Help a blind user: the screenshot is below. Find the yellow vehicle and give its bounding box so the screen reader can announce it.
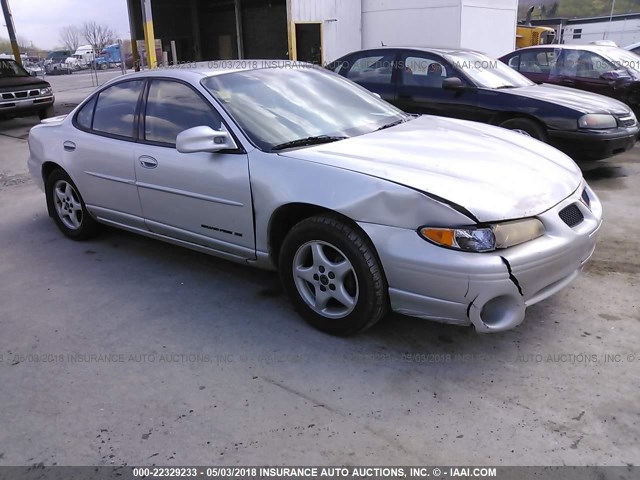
[516,25,556,48]
[516,6,556,48]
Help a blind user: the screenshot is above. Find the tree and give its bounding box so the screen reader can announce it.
[60,26,81,52]
[82,21,116,53]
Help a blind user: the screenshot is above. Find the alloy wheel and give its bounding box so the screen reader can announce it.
[292,240,359,319]
[53,180,83,230]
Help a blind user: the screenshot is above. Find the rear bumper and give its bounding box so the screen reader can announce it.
[358,183,602,333]
[548,127,638,161]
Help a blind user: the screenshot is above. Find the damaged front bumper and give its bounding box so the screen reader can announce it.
[358,184,602,333]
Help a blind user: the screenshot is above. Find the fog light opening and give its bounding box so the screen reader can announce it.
[480,295,522,330]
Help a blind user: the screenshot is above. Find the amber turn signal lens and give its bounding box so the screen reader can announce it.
[420,228,456,247]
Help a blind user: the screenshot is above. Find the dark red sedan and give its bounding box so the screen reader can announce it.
[500,44,640,115]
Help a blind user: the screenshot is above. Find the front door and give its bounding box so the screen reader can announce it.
[394,52,479,121]
[134,79,255,258]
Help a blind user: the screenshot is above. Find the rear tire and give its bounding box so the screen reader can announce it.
[45,169,100,240]
[279,215,388,336]
[499,117,547,142]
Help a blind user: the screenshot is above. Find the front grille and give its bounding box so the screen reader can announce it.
[0,89,41,101]
[616,115,637,128]
[559,204,584,228]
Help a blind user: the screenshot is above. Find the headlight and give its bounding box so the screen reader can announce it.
[40,87,53,95]
[419,218,545,253]
[578,114,617,129]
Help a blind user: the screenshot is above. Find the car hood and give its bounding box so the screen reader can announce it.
[505,83,630,114]
[0,75,49,92]
[279,116,582,222]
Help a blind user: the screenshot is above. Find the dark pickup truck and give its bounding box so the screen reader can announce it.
[0,58,54,120]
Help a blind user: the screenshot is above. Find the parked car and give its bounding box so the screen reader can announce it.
[45,60,73,75]
[329,47,638,161]
[624,41,640,56]
[27,63,602,335]
[500,44,640,117]
[0,58,54,120]
[23,61,44,76]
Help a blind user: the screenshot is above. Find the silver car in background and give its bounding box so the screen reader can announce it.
[27,62,602,335]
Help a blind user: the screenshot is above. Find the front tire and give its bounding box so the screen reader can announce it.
[45,169,99,240]
[499,117,547,142]
[279,215,388,335]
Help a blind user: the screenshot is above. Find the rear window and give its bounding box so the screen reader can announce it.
[76,96,97,130]
[92,80,144,139]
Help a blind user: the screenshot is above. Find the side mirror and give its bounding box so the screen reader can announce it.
[442,77,465,90]
[176,126,238,153]
[600,71,617,81]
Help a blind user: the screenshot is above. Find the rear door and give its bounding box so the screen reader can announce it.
[571,50,617,97]
[66,79,145,228]
[335,49,398,103]
[134,78,255,259]
[394,51,479,120]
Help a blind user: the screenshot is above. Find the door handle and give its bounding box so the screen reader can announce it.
[139,156,158,169]
[63,141,76,152]
[561,78,575,85]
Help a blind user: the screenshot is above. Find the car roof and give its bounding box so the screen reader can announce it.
[514,44,624,55]
[113,60,317,83]
[338,46,485,57]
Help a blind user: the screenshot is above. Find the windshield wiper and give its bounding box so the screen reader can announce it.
[271,135,347,151]
[376,117,411,131]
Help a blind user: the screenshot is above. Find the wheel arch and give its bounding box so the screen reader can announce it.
[267,202,381,270]
[490,111,548,130]
[41,161,65,217]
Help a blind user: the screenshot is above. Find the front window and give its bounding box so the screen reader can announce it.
[144,80,223,146]
[445,51,534,89]
[202,66,408,151]
[0,59,29,78]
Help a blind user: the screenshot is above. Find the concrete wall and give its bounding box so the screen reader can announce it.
[290,0,362,63]
[361,0,517,58]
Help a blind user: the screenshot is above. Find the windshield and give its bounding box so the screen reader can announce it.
[202,66,408,151]
[601,48,640,74]
[445,51,534,89]
[0,59,29,78]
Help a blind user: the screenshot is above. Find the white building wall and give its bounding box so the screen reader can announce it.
[362,0,462,51]
[290,0,362,63]
[361,0,517,58]
[460,0,517,57]
[562,18,640,47]
[288,0,517,62]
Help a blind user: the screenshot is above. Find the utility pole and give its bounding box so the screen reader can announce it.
[604,0,616,40]
[1,0,22,65]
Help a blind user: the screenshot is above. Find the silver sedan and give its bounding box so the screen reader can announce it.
[27,62,602,335]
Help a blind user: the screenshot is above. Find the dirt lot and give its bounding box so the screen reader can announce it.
[0,74,638,467]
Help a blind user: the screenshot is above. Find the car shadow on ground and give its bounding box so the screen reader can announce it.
[51,218,550,366]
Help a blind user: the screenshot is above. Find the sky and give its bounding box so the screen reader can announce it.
[2,0,131,50]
